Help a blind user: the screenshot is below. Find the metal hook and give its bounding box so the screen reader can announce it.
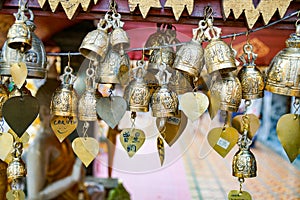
[204,6,213,20]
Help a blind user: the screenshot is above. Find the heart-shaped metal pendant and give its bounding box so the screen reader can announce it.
[10,62,28,89]
[207,127,239,158]
[156,111,187,146]
[51,116,78,142]
[0,132,13,161]
[207,90,221,120]
[232,114,260,139]
[96,96,127,129]
[72,137,99,167]
[228,190,252,200]
[120,128,145,157]
[3,96,39,137]
[277,114,300,162]
[6,190,25,200]
[179,92,209,121]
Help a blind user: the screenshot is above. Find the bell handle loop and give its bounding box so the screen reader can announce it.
[293,97,300,119]
[130,112,136,131]
[27,9,34,21]
[222,111,231,130]
[97,18,110,31]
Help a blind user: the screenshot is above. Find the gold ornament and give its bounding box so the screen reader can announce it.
[228,190,252,200]
[120,128,146,158]
[144,23,168,57]
[164,0,194,21]
[51,116,78,142]
[0,159,7,200]
[265,21,300,98]
[148,48,175,73]
[10,62,27,89]
[232,114,260,140]
[222,0,292,29]
[6,190,25,200]
[128,0,161,18]
[0,132,13,161]
[157,136,165,165]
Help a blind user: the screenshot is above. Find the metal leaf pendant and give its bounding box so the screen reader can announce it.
[51,116,78,142]
[120,128,145,158]
[10,62,27,89]
[0,132,13,161]
[72,137,99,167]
[228,190,252,200]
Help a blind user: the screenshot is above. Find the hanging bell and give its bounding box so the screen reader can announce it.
[151,63,178,117]
[168,69,193,95]
[148,47,176,73]
[144,23,168,57]
[204,18,237,74]
[79,18,110,61]
[51,67,78,117]
[210,72,242,112]
[110,13,130,55]
[78,68,97,121]
[95,48,130,84]
[0,10,47,79]
[238,43,264,100]
[124,60,151,112]
[172,21,205,77]
[7,142,27,188]
[6,5,31,52]
[265,22,300,97]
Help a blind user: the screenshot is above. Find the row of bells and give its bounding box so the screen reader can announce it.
[0,8,47,79]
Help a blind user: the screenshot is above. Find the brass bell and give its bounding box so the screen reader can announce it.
[79,18,110,61]
[51,67,78,117]
[148,47,176,73]
[168,69,193,95]
[110,13,130,55]
[0,82,8,118]
[172,21,205,77]
[124,60,151,112]
[210,72,242,112]
[265,22,300,97]
[7,142,27,186]
[204,19,237,74]
[151,63,178,117]
[237,43,264,100]
[78,68,97,121]
[1,10,47,79]
[95,48,130,84]
[7,6,31,52]
[144,23,168,57]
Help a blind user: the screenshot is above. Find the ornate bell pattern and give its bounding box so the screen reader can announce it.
[144,23,168,57]
[51,67,78,117]
[124,61,151,112]
[238,43,264,100]
[151,63,178,117]
[6,5,31,52]
[78,68,97,121]
[148,47,175,73]
[1,10,47,79]
[265,23,300,97]
[210,72,242,112]
[168,69,193,95]
[204,19,237,74]
[79,18,110,61]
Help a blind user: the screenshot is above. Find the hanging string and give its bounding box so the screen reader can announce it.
[45,10,299,57]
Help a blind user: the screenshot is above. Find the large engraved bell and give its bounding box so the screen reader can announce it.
[148,47,175,73]
[96,48,130,84]
[238,44,264,100]
[124,61,151,112]
[7,7,31,51]
[144,23,168,57]
[51,67,78,117]
[168,69,193,95]
[79,19,110,61]
[210,72,242,112]
[78,68,97,121]
[265,23,300,97]
[232,148,257,178]
[204,19,237,74]
[151,65,178,117]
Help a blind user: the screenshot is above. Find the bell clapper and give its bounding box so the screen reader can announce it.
[238,177,245,195]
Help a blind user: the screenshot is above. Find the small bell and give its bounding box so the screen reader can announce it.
[204,18,237,74]
[78,67,97,121]
[110,13,130,55]
[144,23,168,57]
[124,60,151,112]
[265,21,300,97]
[210,72,242,112]
[172,20,205,77]
[6,5,31,52]
[151,63,178,117]
[51,66,78,117]
[238,43,264,100]
[79,18,110,61]
[148,47,176,73]
[168,69,193,95]
[7,142,26,190]
[1,10,47,79]
[96,48,130,84]
[232,133,257,178]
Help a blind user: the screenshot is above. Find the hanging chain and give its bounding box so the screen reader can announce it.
[293,98,300,119]
[82,121,90,139]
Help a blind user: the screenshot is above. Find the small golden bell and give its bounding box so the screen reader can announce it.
[51,67,78,117]
[148,47,176,73]
[265,22,300,97]
[124,60,151,112]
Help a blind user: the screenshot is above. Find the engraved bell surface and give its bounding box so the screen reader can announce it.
[265,23,300,97]
[144,23,168,57]
[232,148,257,178]
[148,47,176,73]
